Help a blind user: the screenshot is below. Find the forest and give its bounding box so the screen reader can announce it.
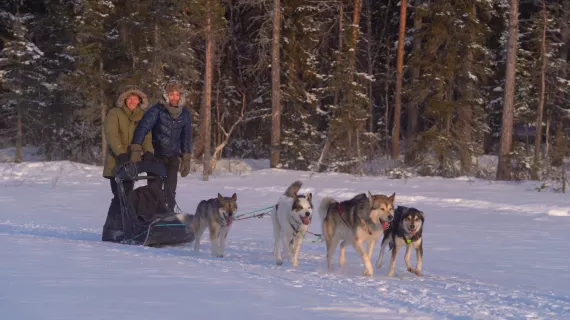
[1,0,569,184]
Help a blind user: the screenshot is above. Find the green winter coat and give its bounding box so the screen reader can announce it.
[103,88,154,178]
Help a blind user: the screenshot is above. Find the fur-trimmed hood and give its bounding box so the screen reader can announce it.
[115,87,149,110]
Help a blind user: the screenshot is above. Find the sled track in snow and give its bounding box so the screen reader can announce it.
[2,220,570,320]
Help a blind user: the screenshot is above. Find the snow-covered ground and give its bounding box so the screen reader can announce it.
[1,161,570,319]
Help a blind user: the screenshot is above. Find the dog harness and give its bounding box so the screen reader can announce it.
[394,228,421,246]
[276,203,310,238]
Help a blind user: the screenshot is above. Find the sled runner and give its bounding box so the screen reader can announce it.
[114,160,195,247]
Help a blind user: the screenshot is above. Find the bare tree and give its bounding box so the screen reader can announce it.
[497,0,519,180]
[201,10,215,181]
[270,0,282,168]
[210,91,270,171]
[392,0,407,160]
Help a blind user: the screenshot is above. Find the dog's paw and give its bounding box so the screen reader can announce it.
[387,270,395,277]
[407,267,414,273]
[414,269,422,276]
[363,269,373,277]
[276,259,283,266]
[217,253,224,258]
[376,261,383,269]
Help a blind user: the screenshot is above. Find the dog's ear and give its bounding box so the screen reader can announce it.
[306,192,312,202]
[389,192,396,202]
[418,210,425,222]
[218,193,224,201]
[231,193,237,201]
[368,192,374,207]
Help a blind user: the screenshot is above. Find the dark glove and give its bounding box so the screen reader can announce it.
[180,153,191,177]
[117,153,129,166]
[143,152,156,163]
[129,144,143,162]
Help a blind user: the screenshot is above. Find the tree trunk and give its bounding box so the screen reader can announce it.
[458,4,475,175]
[333,2,343,108]
[15,103,23,163]
[392,0,407,160]
[497,0,519,180]
[551,0,569,167]
[405,0,421,164]
[545,109,550,156]
[346,0,362,150]
[270,0,282,168]
[215,52,223,155]
[152,20,164,98]
[317,2,344,171]
[366,0,373,135]
[100,59,106,166]
[532,0,548,180]
[202,13,214,181]
[385,47,390,157]
[553,119,565,166]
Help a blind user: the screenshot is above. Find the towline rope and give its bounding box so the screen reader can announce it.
[123,205,324,244]
[233,205,323,243]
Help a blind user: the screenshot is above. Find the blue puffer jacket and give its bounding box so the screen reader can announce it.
[132,103,192,158]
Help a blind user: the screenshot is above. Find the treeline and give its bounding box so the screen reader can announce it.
[0,0,569,181]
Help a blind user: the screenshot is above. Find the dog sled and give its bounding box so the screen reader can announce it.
[113,160,195,247]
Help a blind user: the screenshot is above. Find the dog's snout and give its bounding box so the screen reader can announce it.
[228,212,233,216]
[409,224,415,230]
[305,212,311,217]
[388,215,394,221]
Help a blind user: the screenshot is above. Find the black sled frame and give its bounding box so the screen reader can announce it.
[115,161,194,247]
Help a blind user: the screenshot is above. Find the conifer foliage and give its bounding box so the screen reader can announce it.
[0,0,568,182]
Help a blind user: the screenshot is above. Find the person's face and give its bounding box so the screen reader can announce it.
[126,95,140,110]
[168,91,181,107]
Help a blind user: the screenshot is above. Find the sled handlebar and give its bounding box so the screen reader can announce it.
[115,161,168,182]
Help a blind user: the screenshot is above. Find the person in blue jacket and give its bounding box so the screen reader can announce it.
[130,80,192,211]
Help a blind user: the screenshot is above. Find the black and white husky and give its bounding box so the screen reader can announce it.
[376,206,424,277]
[271,181,313,267]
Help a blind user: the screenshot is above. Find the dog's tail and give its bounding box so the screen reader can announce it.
[284,180,303,198]
[176,213,195,233]
[318,197,336,222]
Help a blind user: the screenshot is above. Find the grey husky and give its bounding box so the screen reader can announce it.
[193,193,238,257]
[318,192,395,276]
[376,206,424,277]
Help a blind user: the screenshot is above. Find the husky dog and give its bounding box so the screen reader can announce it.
[193,193,238,257]
[376,206,424,277]
[319,192,395,276]
[271,181,313,267]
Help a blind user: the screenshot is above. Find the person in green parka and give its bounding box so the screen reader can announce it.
[101,86,154,242]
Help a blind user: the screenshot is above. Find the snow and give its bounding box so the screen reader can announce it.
[1,161,570,319]
[548,209,569,217]
[0,146,44,163]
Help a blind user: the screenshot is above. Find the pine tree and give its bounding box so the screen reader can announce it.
[0,4,46,163]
